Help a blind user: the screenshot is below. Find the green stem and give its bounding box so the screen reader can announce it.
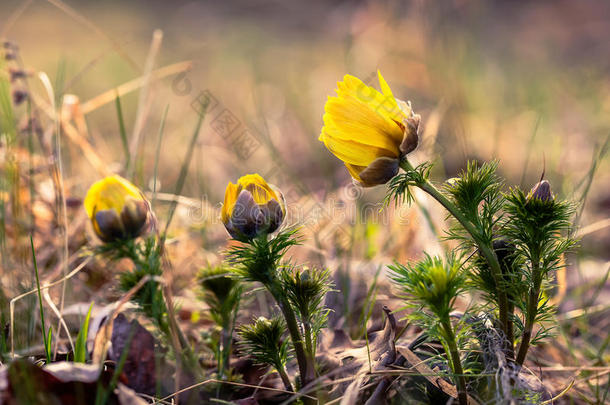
[441,318,468,405]
[215,319,233,398]
[276,360,295,392]
[303,321,319,389]
[399,160,511,352]
[219,320,232,380]
[273,291,315,405]
[516,256,541,366]
[507,301,515,356]
[304,321,314,359]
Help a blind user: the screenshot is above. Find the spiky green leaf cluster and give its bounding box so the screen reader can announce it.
[389,253,466,320]
[502,187,576,348]
[98,237,168,332]
[237,316,292,372]
[225,227,330,395]
[227,228,300,285]
[502,188,576,278]
[470,239,526,307]
[280,265,333,355]
[387,157,582,400]
[384,161,433,207]
[197,265,242,328]
[443,161,503,249]
[390,252,472,401]
[197,265,243,381]
[118,265,167,332]
[435,162,511,315]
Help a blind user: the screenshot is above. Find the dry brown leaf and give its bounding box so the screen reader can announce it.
[107,313,158,396]
[1,359,147,405]
[337,306,397,405]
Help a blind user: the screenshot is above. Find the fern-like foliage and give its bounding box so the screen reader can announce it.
[390,253,471,400]
[226,228,301,286]
[280,265,333,356]
[197,265,243,380]
[443,161,504,249]
[469,239,527,310]
[96,237,168,332]
[502,188,576,276]
[502,187,577,350]
[389,253,466,321]
[384,161,433,207]
[237,316,292,372]
[197,265,242,328]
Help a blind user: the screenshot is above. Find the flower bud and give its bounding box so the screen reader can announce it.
[84,175,153,242]
[221,174,285,242]
[528,179,554,202]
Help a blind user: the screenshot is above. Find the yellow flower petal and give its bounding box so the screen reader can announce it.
[84,175,143,219]
[323,96,403,150]
[237,174,278,205]
[320,131,397,166]
[221,182,239,223]
[377,70,394,99]
[336,74,404,125]
[344,163,365,182]
[222,174,282,224]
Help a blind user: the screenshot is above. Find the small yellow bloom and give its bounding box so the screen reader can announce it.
[319,71,420,186]
[84,175,152,242]
[222,174,285,242]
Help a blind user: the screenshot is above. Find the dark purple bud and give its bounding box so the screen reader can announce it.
[120,198,150,239]
[94,209,125,242]
[529,180,554,202]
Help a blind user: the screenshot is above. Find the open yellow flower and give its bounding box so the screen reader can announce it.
[319,71,420,186]
[222,174,285,242]
[84,175,152,242]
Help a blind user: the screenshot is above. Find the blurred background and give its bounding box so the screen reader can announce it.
[1,0,609,386]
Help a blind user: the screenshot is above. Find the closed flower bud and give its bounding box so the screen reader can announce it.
[528,179,554,202]
[221,174,285,242]
[319,70,420,187]
[84,175,153,242]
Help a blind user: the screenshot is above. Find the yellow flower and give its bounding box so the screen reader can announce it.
[319,71,420,186]
[222,174,285,242]
[84,175,152,242]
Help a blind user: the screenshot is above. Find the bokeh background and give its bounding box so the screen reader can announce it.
[1,0,609,396]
